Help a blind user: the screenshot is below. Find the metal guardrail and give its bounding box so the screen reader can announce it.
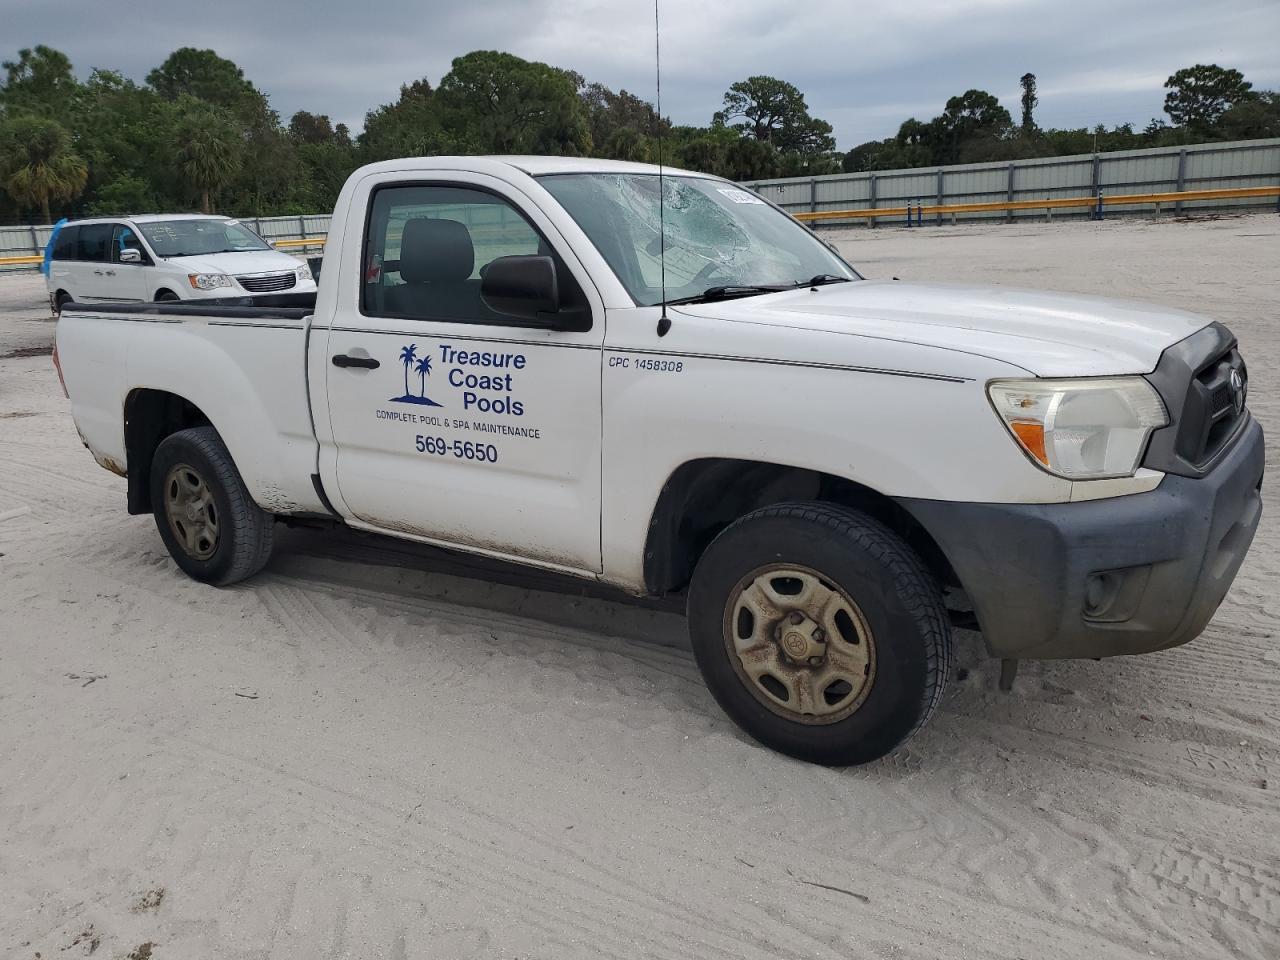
[747,137,1280,226]
[793,185,1280,224]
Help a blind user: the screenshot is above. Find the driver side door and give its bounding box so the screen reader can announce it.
[320,175,606,574]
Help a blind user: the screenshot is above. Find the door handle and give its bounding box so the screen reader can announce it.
[105,270,116,277]
[332,354,380,370]
[93,270,104,276]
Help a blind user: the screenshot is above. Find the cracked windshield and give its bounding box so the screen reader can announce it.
[539,173,856,306]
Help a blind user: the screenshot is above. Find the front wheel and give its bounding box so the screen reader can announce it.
[687,502,951,765]
[149,426,274,585]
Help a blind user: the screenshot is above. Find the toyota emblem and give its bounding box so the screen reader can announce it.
[1229,368,1246,416]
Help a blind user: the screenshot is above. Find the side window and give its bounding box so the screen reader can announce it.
[111,225,148,264]
[362,183,573,325]
[52,225,79,261]
[76,224,113,263]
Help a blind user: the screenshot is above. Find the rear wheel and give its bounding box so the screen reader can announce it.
[687,501,951,765]
[149,427,274,585]
[54,291,72,313]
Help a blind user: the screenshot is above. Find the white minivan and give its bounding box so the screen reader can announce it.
[46,214,318,310]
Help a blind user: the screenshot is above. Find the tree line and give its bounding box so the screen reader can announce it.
[0,44,1275,224]
[843,66,1278,172]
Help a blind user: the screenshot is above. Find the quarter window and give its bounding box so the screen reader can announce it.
[51,225,78,261]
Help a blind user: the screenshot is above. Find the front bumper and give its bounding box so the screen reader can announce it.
[899,417,1264,659]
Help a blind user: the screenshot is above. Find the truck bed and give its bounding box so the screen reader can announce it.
[57,293,328,516]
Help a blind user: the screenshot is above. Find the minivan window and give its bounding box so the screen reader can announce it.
[136,219,270,258]
[52,225,79,261]
[75,223,113,263]
[112,225,149,264]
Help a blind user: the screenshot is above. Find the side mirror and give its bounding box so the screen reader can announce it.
[119,248,143,264]
[481,255,559,322]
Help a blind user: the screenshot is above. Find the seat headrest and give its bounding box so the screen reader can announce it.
[399,218,474,284]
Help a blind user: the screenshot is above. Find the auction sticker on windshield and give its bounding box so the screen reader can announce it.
[716,188,764,204]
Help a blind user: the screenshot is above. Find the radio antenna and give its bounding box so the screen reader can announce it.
[654,0,671,337]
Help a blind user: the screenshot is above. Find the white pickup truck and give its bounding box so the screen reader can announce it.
[54,156,1264,764]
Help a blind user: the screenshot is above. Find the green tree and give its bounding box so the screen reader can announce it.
[1019,73,1038,133]
[675,136,729,177]
[715,76,835,155]
[580,82,665,153]
[359,79,456,160]
[71,70,185,212]
[723,137,780,181]
[173,97,243,213]
[289,110,338,145]
[0,115,88,221]
[0,45,78,116]
[1164,64,1253,134]
[1218,91,1280,140]
[147,48,264,115]
[602,126,652,162]
[437,51,589,155]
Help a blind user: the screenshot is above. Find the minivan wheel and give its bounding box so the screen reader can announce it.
[54,291,72,312]
[149,426,274,585]
[155,289,180,302]
[687,501,951,765]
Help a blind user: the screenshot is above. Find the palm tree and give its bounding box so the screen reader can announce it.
[398,343,417,396]
[414,356,432,397]
[174,98,243,214]
[0,116,87,223]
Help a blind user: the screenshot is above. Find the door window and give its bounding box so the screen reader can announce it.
[75,224,113,263]
[111,225,149,264]
[362,184,578,325]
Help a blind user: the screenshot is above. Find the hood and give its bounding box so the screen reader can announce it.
[677,280,1212,377]
[161,249,304,277]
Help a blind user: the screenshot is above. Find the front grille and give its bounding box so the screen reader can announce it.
[1143,322,1248,479]
[236,272,296,293]
[1177,347,1247,467]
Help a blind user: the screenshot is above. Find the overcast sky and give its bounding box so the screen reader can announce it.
[3,0,1278,148]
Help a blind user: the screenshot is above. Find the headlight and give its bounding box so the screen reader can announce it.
[187,273,233,290]
[296,264,312,284]
[988,377,1168,480]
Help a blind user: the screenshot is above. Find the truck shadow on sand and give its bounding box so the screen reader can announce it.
[266,524,1027,768]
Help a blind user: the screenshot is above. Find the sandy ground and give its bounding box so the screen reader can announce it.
[2,213,1278,960]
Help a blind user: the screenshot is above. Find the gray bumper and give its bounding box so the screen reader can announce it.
[899,417,1264,659]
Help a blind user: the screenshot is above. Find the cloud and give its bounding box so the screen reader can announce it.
[2,0,1276,149]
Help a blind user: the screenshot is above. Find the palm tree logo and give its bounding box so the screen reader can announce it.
[391,342,443,406]
[415,356,432,397]
[399,343,416,396]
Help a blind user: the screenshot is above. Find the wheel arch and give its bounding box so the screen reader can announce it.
[123,388,213,514]
[642,458,959,597]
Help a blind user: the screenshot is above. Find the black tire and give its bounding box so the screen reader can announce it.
[687,501,951,765]
[149,426,274,586]
[54,291,72,312]
[155,289,180,302]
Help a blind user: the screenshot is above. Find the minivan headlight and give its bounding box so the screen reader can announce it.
[188,273,233,290]
[296,264,312,284]
[988,377,1168,480]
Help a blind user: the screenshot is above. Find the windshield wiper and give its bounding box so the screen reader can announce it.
[807,274,852,288]
[662,283,797,307]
